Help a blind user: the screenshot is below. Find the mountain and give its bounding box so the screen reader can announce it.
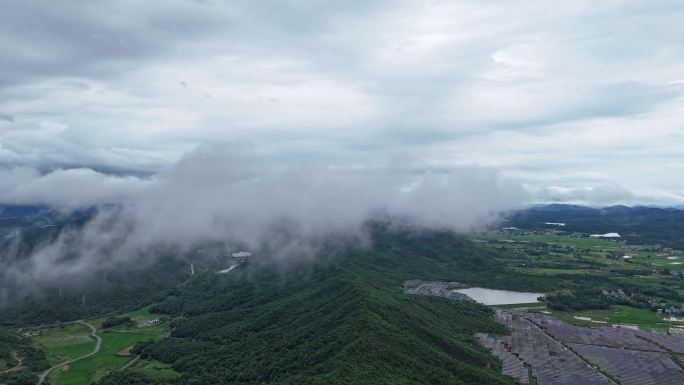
[93,224,519,385]
[509,204,684,248]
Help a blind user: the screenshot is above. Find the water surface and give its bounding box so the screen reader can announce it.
[453,287,542,305]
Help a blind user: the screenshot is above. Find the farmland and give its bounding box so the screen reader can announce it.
[49,328,165,385]
[31,313,168,385]
[550,305,672,332]
[2,205,684,385]
[35,324,95,365]
[123,359,180,381]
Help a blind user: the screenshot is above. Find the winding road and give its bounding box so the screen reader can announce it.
[37,321,101,385]
[0,352,23,374]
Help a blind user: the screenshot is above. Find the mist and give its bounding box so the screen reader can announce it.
[0,143,528,293]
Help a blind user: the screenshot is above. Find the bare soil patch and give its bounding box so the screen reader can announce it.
[116,347,133,357]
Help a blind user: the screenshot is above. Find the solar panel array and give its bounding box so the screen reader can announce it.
[525,312,664,351]
[478,310,684,384]
[485,310,613,385]
[569,344,684,385]
[635,329,684,353]
[476,333,529,384]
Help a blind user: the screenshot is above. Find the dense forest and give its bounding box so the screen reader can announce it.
[0,259,190,327]
[4,206,684,384]
[96,224,519,385]
[0,328,48,385]
[0,205,193,327]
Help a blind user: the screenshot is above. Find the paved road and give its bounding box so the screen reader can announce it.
[37,321,102,385]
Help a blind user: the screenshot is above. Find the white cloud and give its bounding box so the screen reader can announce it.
[0,144,528,287]
[0,0,683,203]
[0,167,152,209]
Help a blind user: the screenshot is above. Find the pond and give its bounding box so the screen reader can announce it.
[452,287,543,305]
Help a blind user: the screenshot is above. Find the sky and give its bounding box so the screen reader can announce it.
[1,0,684,206]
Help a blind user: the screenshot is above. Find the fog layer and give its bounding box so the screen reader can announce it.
[0,144,528,288]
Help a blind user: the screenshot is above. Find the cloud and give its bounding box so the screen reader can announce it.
[1,1,684,203]
[0,167,152,209]
[0,143,528,289]
[533,184,637,206]
[532,184,684,206]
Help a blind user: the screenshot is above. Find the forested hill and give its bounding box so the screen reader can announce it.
[508,204,684,248]
[97,225,518,385]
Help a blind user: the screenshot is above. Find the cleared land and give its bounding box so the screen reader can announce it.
[124,359,181,382]
[50,327,166,385]
[32,311,167,385]
[551,305,672,332]
[35,323,96,365]
[38,321,101,385]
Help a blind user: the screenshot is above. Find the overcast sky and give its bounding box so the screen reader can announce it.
[1,0,683,205]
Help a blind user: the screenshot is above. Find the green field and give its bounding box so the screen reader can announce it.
[48,326,167,385]
[514,234,623,250]
[492,302,545,309]
[549,305,673,332]
[123,306,155,321]
[92,306,159,329]
[127,359,180,381]
[484,231,684,283]
[520,267,592,275]
[35,324,96,365]
[481,232,623,251]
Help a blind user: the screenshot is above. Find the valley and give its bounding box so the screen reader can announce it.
[2,205,684,384]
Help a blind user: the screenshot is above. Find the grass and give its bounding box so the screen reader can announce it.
[124,306,156,321]
[128,359,180,381]
[550,305,672,332]
[34,324,96,365]
[0,358,6,370]
[92,305,159,329]
[518,267,592,275]
[506,234,623,251]
[492,302,545,309]
[485,232,684,279]
[50,326,167,385]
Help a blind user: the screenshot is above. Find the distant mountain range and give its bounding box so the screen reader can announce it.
[0,204,97,227]
[509,204,684,248]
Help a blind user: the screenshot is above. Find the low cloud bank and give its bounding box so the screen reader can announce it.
[0,167,152,210]
[532,184,684,207]
[0,144,528,290]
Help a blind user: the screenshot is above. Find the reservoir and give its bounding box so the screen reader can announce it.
[453,287,543,305]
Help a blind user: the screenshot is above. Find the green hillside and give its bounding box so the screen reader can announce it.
[0,328,49,385]
[98,225,517,385]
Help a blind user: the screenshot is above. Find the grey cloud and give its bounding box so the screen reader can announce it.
[0,167,152,209]
[517,82,680,130]
[0,113,14,122]
[0,143,528,288]
[531,184,671,206]
[0,0,225,87]
[1,0,684,205]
